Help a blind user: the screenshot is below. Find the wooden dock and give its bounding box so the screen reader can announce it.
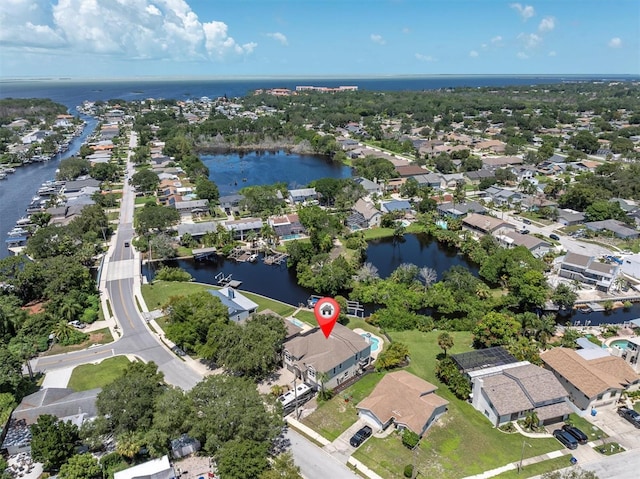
[193,247,217,260]
[264,251,288,265]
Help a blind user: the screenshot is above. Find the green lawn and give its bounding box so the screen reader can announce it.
[292,309,317,325]
[350,330,563,478]
[301,372,384,441]
[594,442,625,455]
[43,328,114,356]
[491,455,573,479]
[67,356,131,391]
[567,413,607,440]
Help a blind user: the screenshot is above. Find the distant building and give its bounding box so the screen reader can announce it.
[558,252,619,292]
[462,213,515,237]
[114,455,175,479]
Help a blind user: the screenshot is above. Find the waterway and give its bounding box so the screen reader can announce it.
[202,151,351,196]
[0,114,99,259]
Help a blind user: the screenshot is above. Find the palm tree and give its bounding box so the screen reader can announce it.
[522,411,539,431]
[419,267,437,290]
[116,431,143,460]
[52,320,74,344]
[437,332,454,357]
[356,262,379,283]
[59,299,82,323]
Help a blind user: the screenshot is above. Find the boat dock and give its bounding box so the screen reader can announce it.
[214,272,242,288]
[193,246,217,260]
[228,247,258,263]
[264,250,288,265]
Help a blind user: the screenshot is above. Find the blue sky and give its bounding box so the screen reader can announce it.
[0,0,638,78]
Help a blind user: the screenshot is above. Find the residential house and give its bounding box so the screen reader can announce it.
[224,217,263,240]
[462,213,515,237]
[558,251,619,292]
[396,165,429,178]
[464,169,495,185]
[511,165,537,182]
[170,434,201,459]
[572,160,599,173]
[347,199,382,229]
[452,346,520,377]
[585,220,639,240]
[208,288,258,323]
[175,221,220,240]
[411,172,443,190]
[436,201,486,219]
[353,177,383,195]
[481,156,523,169]
[114,455,176,479]
[610,337,640,372]
[475,140,507,154]
[557,209,586,227]
[498,231,552,258]
[268,213,306,237]
[356,371,448,436]
[219,194,245,215]
[288,187,318,204]
[471,363,572,427]
[482,187,523,207]
[63,178,101,193]
[171,199,209,218]
[541,347,640,411]
[520,195,557,212]
[440,173,466,188]
[381,199,412,214]
[283,323,371,390]
[384,177,406,192]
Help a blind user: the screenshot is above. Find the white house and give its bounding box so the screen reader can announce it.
[208,288,258,323]
[114,455,175,479]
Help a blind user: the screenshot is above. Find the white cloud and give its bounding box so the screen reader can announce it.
[491,35,503,44]
[608,37,622,48]
[510,3,535,20]
[548,50,556,57]
[469,50,479,58]
[402,27,411,34]
[370,34,385,45]
[267,32,288,46]
[0,0,256,61]
[538,16,555,32]
[517,51,529,59]
[415,53,435,62]
[518,32,542,49]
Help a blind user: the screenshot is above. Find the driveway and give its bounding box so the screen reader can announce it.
[586,407,640,451]
[323,418,370,464]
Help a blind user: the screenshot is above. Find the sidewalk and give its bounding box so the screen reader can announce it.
[462,450,570,479]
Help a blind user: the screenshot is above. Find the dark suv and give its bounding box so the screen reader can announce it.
[553,429,578,450]
[562,424,588,445]
[618,406,640,428]
[349,425,373,447]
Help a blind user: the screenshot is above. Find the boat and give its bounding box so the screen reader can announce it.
[16,217,31,225]
[0,173,6,180]
[248,253,259,262]
[8,228,28,237]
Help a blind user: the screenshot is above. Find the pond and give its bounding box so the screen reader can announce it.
[200,150,352,196]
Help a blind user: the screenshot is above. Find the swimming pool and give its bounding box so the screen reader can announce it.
[361,333,380,352]
[610,339,630,350]
[282,233,303,241]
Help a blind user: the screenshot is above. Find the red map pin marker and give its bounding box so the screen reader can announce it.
[314,297,340,338]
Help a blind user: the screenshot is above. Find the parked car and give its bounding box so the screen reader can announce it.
[549,234,560,241]
[562,424,588,445]
[618,406,640,428]
[523,219,532,225]
[349,425,373,448]
[124,241,130,247]
[520,229,530,235]
[553,429,578,450]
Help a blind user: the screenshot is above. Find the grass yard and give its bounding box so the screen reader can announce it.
[491,455,573,478]
[43,328,114,356]
[594,442,625,455]
[350,330,563,478]
[567,413,607,440]
[301,372,384,441]
[292,309,317,325]
[67,356,131,391]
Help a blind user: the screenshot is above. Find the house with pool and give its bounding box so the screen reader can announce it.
[283,323,372,390]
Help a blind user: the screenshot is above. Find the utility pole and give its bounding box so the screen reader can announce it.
[518,440,531,473]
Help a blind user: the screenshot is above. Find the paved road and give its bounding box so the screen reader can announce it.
[33,131,201,390]
[286,429,358,479]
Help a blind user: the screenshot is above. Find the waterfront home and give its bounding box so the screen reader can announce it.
[208,288,258,323]
[470,363,572,427]
[63,177,101,194]
[288,187,318,204]
[347,199,382,229]
[170,199,209,218]
[462,213,515,237]
[356,371,448,436]
[283,323,371,390]
[497,231,552,258]
[541,347,640,411]
[268,214,306,238]
[381,199,412,214]
[175,221,220,240]
[558,251,619,292]
[353,176,383,195]
[219,194,245,215]
[224,217,263,240]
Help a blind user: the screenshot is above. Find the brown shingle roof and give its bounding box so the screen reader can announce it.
[356,371,448,434]
[540,348,628,398]
[284,323,370,374]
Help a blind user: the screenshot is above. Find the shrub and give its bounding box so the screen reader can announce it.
[375,342,409,371]
[154,266,193,282]
[403,464,414,478]
[402,429,419,449]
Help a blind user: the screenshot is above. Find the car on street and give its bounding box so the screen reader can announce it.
[618,406,640,428]
[553,429,578,450]
[562,424,588,445]
[520,229,530,235]
[124,241,130,247]
[549,234,560,241]
[523,219,532,225]
[349,425,373,448]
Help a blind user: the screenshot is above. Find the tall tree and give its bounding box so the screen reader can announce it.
[30,415,79,472]
[58,454,102,479]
